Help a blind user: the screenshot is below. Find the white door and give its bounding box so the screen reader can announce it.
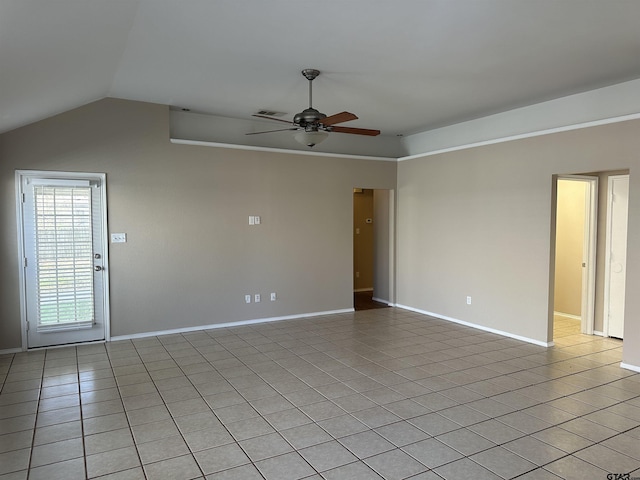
[18,172,109,348]
[604,175,629,339]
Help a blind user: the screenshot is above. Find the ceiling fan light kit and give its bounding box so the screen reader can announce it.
[294,129,329,147]
[249,69,380,148]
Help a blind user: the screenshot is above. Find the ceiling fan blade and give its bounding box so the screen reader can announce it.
[331,126,381,136]
[246,128,299,135]
[252,114,293,125]
[321,111,358,126]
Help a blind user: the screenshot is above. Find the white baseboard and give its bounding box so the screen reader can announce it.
[110,308,355,342]
[372,296,392,306]
[0,347,22,355]
[621,362,640,373]
[553,311,581,322]
[593,330,604,336]
[396,304,552,347]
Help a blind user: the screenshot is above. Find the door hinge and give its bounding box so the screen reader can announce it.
[22,193,26,203]
[23,257,28,268]
[26,321,29,332]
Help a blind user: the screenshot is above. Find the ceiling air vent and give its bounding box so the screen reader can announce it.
[255,110,287,117]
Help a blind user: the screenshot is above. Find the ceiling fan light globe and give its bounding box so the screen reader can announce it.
[294,130,328,148]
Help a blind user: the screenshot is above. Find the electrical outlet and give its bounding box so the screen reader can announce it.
[270,292,276,301]
[245,295,251,304]
[255,294,261,303]
[466,296,472,305]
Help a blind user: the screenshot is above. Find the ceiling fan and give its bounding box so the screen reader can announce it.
[247,69,381,147]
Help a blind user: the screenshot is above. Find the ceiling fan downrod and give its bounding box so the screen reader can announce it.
[294,69,326,128]
[301,68,320,109]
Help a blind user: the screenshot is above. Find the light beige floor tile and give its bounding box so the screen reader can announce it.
[131,418,180,444]
[364,449,428,479]
[0,401,38,420]
[84,427,134,455]
[471,446,538,478]
[0,448,30,475]
[83,412,129,435]
[254,451,315,480]
[299,440,357,472]
[82,399,125,419]
[166,397,210,418]
[203,463,263,479]
[33,420,82,446]
[144,454,202,480]
[0,469,28,480]
[0,415,36,435]
[126,405,171,426]
[0,390,39,407]
[194,443,250,475]
[174,411,222,434]
[317,414,369,438]
[183,426,234,452]
[28,457,85,480]
[86,446,141,478]
[137,434,190,464]
[239,432,293,461]
[30,437,83,467]
[94,467,146,480]
[0,430,33,454]
[226,416,274,441]
[36,405,80,427]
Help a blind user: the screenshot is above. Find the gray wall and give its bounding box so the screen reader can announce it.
[397,120,640,367]
[0,99,396,349]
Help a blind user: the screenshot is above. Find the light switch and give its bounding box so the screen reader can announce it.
[111,233,126,243]
[249,216,255,225]
[254,216,261,225]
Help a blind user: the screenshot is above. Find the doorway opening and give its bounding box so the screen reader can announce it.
[353,188,394,311]
[551,171,629,343]
[552,176,597,340]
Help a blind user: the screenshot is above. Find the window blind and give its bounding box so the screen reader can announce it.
[33,185,95,329]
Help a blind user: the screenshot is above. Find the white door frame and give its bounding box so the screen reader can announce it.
[555,175,598,335]
[352,188,395,307]
[15,170,111,350]
[373,188,395,306]
[603,174,629,338]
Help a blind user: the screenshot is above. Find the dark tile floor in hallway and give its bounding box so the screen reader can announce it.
[1,308,638,479]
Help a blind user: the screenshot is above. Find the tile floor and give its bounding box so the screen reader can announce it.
[1,308,639,479]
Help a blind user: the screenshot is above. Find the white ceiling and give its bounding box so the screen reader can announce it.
[3,0,640,144]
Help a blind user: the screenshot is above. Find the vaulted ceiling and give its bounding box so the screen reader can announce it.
[2,0,640,151]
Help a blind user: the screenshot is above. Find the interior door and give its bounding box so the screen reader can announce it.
[19,173,109,348]
[604,174,629,339]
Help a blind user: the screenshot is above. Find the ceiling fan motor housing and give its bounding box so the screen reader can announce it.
[293,108,326,128]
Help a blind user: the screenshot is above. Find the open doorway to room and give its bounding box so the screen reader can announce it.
[551,171,629,342]
[353,188,394,311]
[552,176,597,339]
